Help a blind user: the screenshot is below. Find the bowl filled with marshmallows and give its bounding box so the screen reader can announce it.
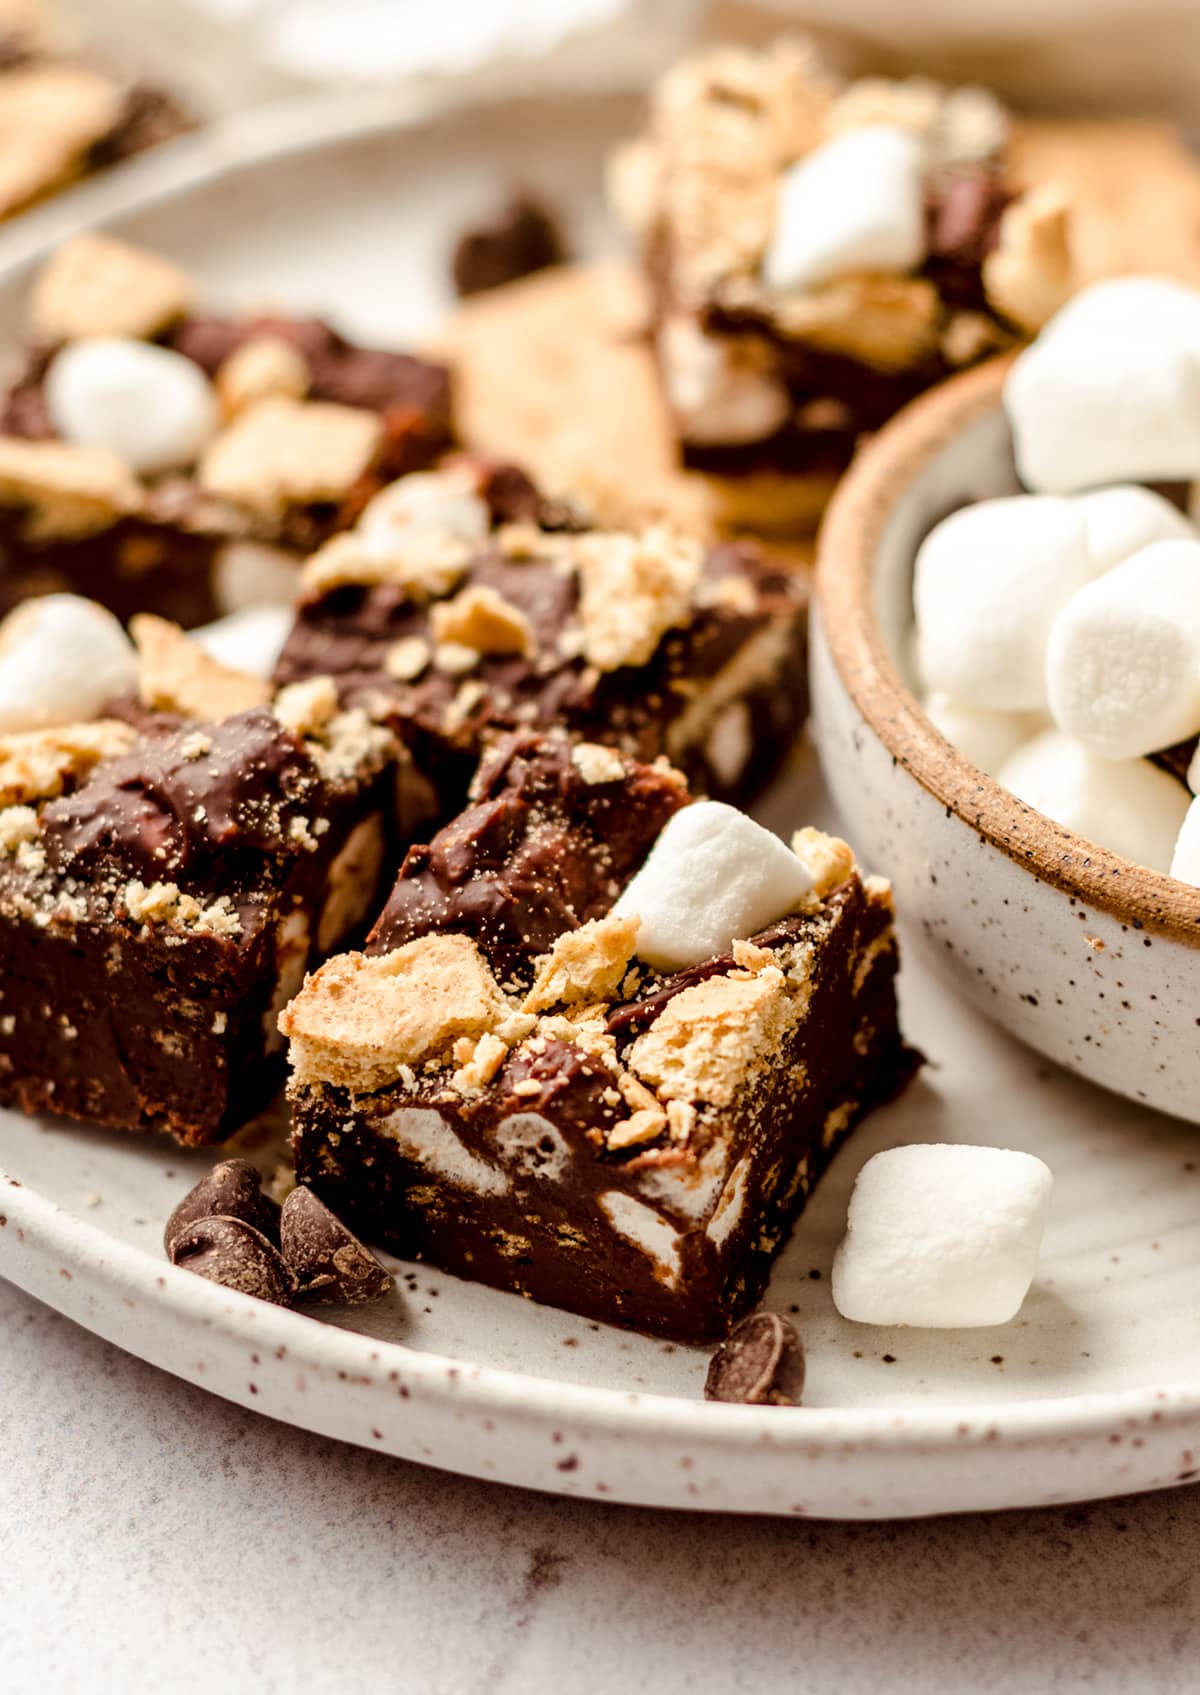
[813,276,1200,1122]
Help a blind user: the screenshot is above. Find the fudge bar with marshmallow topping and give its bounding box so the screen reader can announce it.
[611,39,1073,492]
[274,461,807,825]
[283,733,909,1341]
[0,234,452,626]
[0,619,395,1144]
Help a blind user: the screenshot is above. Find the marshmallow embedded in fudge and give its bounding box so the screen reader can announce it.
[192,604,295,679]
[1072,485,1196,577]
[913,495,1090,710]
[610,800,815,972]
[357,468,490,558]
[762,125,926,295]
[998,729,1190,873]
[1045,539,1200,760]
[0,594,137,732]
[921,694,1040,778]
[45,336,220,476]
[832,1144,1053,1328]
[1005,279,1200,493]
[658,315,790,447]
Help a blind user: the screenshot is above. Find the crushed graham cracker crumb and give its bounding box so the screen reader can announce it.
[572,526,703,670]
[569,742,627,785]
[430,583,533,656]
[0,718,135,808]
[790,827,855,898]
[451,1029,510,1095]
[607,1106,669,1151]
[0,804,39,852]
[272,674,339,739]
[384,635,431,682]
[215,335,310,418]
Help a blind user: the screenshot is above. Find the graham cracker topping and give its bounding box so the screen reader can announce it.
[0,72,124,223]
[198,396,382,516]
[790,827,855,898]
[215,335,311,417]
[523,913,641,1014]
[132,614,271,720]
[627,961,790,1108]
[0,436,143,540]
[0,718,136,807]
[572,527,704,670]
[983,182,1075,334]
[430,583,533,656]
[30,232,191,343]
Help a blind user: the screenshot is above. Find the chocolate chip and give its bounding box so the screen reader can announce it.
[704,1312,805,1407]
[169,1215,295,1306]
[163,1158,281,1255]
[451,194,566,297]
[280,1185,392,1304]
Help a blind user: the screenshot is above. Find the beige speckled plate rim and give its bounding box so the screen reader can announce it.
[816,355,1200,944]
[1,88,1199,1505]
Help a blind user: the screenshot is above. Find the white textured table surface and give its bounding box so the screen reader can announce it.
[4,1278,1199,1694]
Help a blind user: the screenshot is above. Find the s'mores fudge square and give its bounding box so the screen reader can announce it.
[612,39,1072,496]
[274,460,807,822]
[283,733,911,1342]
[0,234,453,627]
[0,624,395,1144]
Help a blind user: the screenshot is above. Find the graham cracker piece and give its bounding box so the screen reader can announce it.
[0,436,143,540]
[627,962,790,1108]
[983,183,1074,335]
[572,526,704,671]
[430,583,533,656]
[132,614,270,720]
[790,828,855,899]
[524,913,641,1014]
[216,335,311,418]
[0,70,124,222]
[30,232,191,343]
[0,718,136,808]
[198,397,382,517]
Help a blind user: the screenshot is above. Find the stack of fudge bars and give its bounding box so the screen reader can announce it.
[0,235,912,1341]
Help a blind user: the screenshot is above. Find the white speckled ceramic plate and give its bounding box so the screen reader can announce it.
[1,91,1199,1519]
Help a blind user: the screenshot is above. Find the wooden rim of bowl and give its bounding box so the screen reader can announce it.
[816,354,1200,945]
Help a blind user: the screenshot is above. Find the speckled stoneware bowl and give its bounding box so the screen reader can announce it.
[813,356,1200,1124]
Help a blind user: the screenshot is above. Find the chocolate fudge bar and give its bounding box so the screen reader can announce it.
[611,39,1073,492]
[275,460,807,824]
[283,733,908,1341]
[0,234,453,625]
[0,621,395,1143]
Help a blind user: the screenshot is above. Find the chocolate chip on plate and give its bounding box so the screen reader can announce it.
[163,1158,281,1255]
[280,1185,392,1305]
[169,1215,296,1306]
[704,1312,806,1407]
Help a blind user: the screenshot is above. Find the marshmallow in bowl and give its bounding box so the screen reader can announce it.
[1046,539,1200,760]
[1170,798,1200,886]
[762,126,925,295]
[611,800,815,971]
[45,336,220,476]
[0,593,137,732]
[998,729,1190,874]
[921,694,1040,779]
[192,604,295,680]
[913,495,1090,710]
[832,1144,1053,1328]
[1073,484,1196,577]
[1005,278,1200,493]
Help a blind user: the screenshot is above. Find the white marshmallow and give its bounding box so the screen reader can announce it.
[358,470,490,558]
[610,800,814,972]
[998,729,1190,873]
[214,541,299,614]
[1072,484,1196,578]
[0,594,137,732]
[921,693,1041,778]
[1170,797,1200,885]
[762,125,925,295]
[1005,283,1200,493]
[832,1144,1053,1329]
[45,336,219,476]
[913,495,1091,710]
[1045,538,1200,760]
[192,604,294,679]
[659,315,789,447]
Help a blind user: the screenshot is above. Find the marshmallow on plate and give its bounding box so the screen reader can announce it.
[1045,538,1200,760]
[762,125,925,295]
[913,494,1090,710]
[1170,797,1200,886]
[358,469,490,557]
[998,728,1190,873]
[1072,484,1196,578]
[192,604,294,679]
[610,800,814,972]
[832,1144,1053,1328]
[921,693,1040,778]
[0,594,137,733]
[1005,278,1200,493]
[45,336,219,477]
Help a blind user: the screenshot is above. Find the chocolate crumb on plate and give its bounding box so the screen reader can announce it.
[704,1311,806,1406]
[163,1157,281,1255]
[169,1214,296,1306]
[280,1184,392,1304]
[452,193,566,298]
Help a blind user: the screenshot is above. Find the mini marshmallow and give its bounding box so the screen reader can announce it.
[921,693,1041,778]
[1170,797,1200,886]
[0,594,137,733]
[610,800,814,972]
[358,470,490,558]
[45,336,219,476]
[1072,485,1196,578]
[1005,280,1200,492]
[192,604,294,679]
[762,125,925,295]
[832,1144,1053,1328]
[998,729,1190,873]
[659,315,790,447]
[1046,538,1200,760]
[913,495,1090,710]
